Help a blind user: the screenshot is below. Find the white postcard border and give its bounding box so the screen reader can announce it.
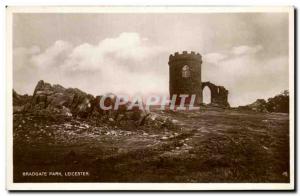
[6,6,295,191]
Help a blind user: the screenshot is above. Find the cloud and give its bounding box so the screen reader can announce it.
[203,52,227,64]
[13,13,289,107]
[31,40,73,69]
[13,41,288,107]
[30,32,163,72]
[13,32,168,96]
[231,45,263,56]
[13,46,40,71]
[202,45,288,106]
[204,45,263,64]
[13,46,42,93]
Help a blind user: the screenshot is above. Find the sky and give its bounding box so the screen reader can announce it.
[13,13,290,106]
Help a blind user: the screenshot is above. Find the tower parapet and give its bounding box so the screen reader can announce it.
[169,51,202,64]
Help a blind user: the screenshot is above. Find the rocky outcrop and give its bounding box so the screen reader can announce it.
[13,90,32,113]
[13,90,32,106]
[13,80,151,129]
[31,80,95,117]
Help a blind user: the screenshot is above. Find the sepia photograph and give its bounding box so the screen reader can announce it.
[6,6,294,190]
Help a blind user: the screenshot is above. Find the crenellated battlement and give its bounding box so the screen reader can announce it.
[169,51,202,64]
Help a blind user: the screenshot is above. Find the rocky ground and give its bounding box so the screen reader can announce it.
[13,107,290,183]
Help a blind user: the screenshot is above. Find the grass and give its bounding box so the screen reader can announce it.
[13,108,290,182]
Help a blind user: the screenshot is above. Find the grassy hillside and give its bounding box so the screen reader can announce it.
[13,107,290,182]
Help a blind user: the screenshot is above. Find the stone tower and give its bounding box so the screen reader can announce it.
[168,51,202,105]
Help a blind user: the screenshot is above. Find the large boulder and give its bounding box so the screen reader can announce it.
[31,80,95,117]
[90,95,150,129]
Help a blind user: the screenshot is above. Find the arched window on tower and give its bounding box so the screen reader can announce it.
[182,65,191,78]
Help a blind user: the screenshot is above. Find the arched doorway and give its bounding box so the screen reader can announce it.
[202,86,211,104]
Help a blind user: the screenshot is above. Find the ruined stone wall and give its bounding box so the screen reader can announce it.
[202,81,230,108]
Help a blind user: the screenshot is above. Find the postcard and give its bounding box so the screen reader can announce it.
[6,6,295,190]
